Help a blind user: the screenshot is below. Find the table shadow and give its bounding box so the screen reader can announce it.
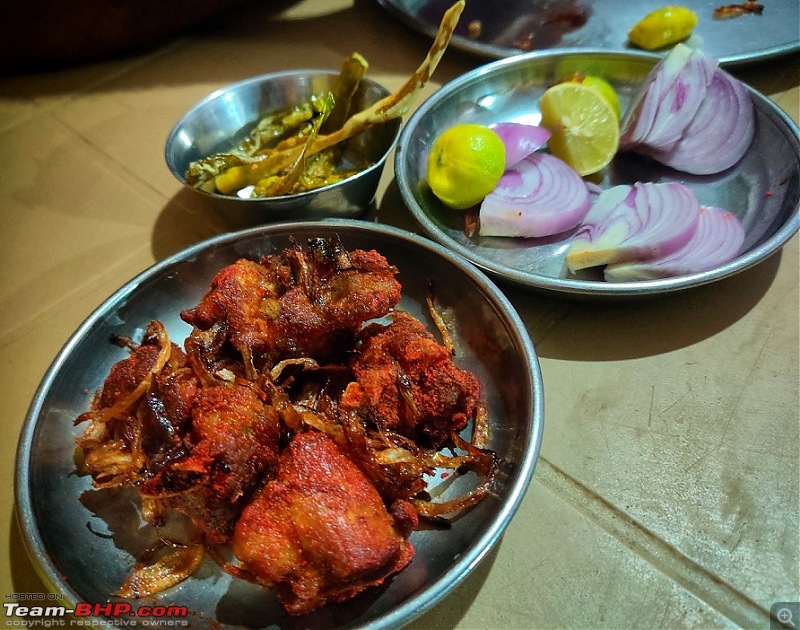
[406,540,500,630]
[0,0,478,101]
[151,187,245,262]
[516,249,783,362]
[0,0,301,76]
[730,51,800,95]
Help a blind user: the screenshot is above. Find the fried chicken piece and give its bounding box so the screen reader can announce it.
[341,312,480,448]
[97,343,162,408]
[181,238,401,365]
[142,384,281,543]
[140,368,200,467]
[232,431,414,616]
[77,322,186,488]
[95,324,186,410]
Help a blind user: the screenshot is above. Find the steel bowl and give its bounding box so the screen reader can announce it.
[394,49,800,298]
[15,220,544,629]
[165,71,401,222]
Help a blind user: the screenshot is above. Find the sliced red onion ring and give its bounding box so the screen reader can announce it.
[490,122,551,167]
[621,44,717,152]
[645,70,754,175]
[566,181,700,272]
[479,152,591,238]
[604,206,744,281]
[620,44,753,174]
[620,44,694,148]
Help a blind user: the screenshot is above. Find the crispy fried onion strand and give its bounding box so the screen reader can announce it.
[75,322,171,427]
[184,324,228,387]
[426,289,455,355]
[76,321,172,488]
[339,407,498,517]
[116,541,205,599]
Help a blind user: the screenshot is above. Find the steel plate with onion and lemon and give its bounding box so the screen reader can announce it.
[395,46,800,298]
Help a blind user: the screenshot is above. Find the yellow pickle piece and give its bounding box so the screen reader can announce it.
[628,6,698,50]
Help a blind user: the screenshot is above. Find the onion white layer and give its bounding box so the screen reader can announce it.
[479,152,592,238]
[566,181,700,272]
[604,206,745,281]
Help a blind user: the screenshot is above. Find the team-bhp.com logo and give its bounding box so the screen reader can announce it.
[4,594,190,627]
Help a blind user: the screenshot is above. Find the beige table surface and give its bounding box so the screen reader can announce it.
[1,1,798,628]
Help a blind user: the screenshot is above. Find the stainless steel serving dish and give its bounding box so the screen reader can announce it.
[165,71,401,222]
[377,0,800,66]
[395,49,800,298]
[15,220,544,629]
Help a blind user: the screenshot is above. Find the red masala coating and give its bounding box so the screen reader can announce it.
[233,431,414,616]
[180,240,401,365]
[342,312,480,448]
[98,344,161,408]
[142,384,281,543]
[181,258,280,355]
[152,369,199,433]
[97,324,191,411]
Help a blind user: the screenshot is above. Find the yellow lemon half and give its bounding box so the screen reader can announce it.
[426,124,506,210]
[540,82,620,177]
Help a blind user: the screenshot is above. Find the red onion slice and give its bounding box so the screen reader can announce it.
[621,45,717,152]
[604,206,745,281]
[566,181,700,272]
[620,44,694,148]
[479,152,592,238]
[490,122,551,167]
[646,69,754,175]
[620,44,753,175]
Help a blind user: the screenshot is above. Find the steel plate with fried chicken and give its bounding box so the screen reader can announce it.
[75,236,498,616]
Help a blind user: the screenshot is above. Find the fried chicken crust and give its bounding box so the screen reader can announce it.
[142,384,281,543]
[232,431,414,615]
[342,312,480,448]
[76,240,495,615]
[180,240,401,365]
[98,343,161,409]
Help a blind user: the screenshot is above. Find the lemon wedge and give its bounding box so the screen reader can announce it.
[540,82,620,176]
